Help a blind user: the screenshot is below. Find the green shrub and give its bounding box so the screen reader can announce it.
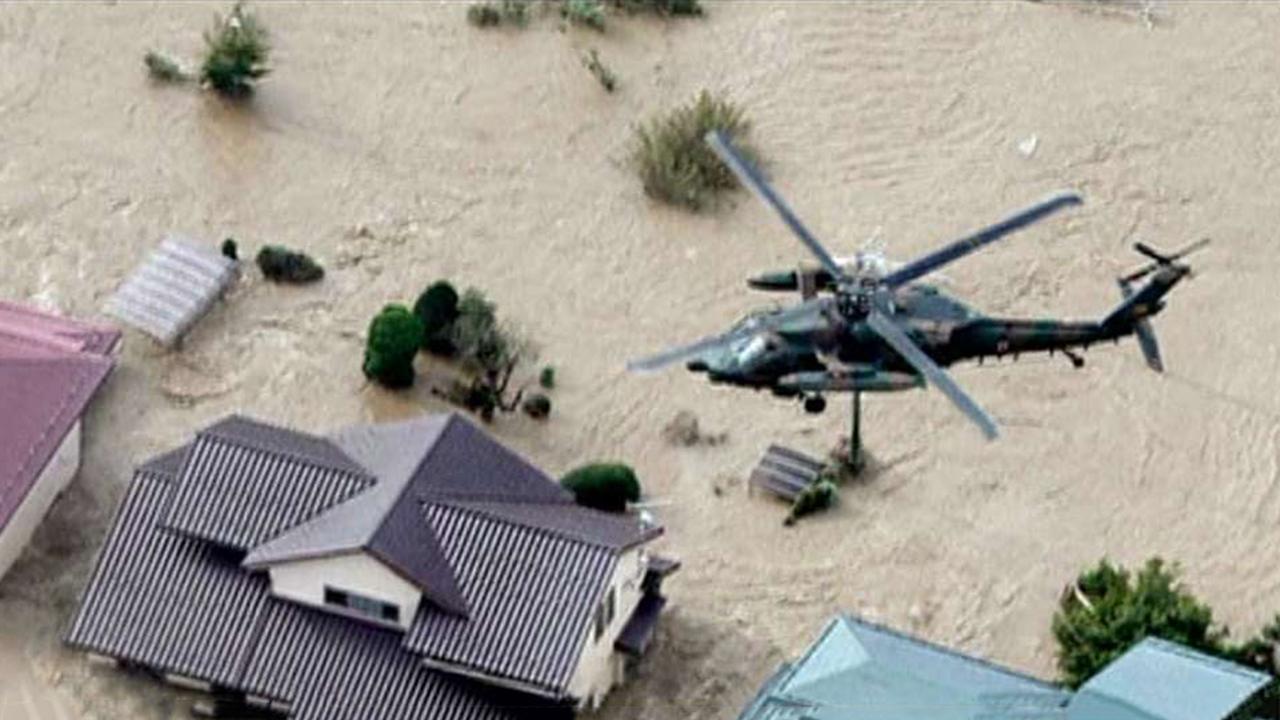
[632,90,756,211]
[414,281,461,354]
[539,365,556,389]
[561,463,640,513]
[785,479,836,525]
[501,0,531,26]
[467,2,502,26]
[613,0,702,15]
[523,393,552,419]
[469,0,530,27]
[363,305,423,389]
[144,50,190,82]
[583,49,617,92]
[256,246,324,283]
[220,237,239,261]
[1052,558,1277,688]
[200,3,270,97]
[563,0,607,30]
[451,289,518,374]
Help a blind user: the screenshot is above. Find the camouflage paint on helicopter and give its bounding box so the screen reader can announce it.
[629,130,1203,465]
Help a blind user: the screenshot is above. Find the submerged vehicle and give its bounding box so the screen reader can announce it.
[629,130,1204,469]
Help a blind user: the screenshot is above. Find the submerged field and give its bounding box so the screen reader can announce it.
[3,2,1280,718]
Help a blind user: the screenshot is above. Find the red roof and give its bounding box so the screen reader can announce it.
[0,302,118,534]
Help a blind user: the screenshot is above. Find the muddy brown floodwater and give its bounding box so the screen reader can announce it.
[3,2,1280,718]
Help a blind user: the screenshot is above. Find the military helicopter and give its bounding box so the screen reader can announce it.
[628,130,1204,470]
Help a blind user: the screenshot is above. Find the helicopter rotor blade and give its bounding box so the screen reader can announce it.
[626,330,745,373]
[882,191,1083,290]
[705,130,849,282]
[865,310,999,440]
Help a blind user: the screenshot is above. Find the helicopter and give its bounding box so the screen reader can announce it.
[628,130,1205,470]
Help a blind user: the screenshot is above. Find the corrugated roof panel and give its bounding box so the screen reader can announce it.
[163,429,374,550]
[65,471,271,686]
[406,503,617,696]
[106,235,237,346]
[242,601,529,720]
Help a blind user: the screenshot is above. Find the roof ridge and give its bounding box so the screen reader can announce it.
[198,419,375,484]
[364,413,462,545]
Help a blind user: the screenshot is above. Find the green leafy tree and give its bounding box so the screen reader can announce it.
[612,0,702,15]
[363,305,423,389]
[562,0,607,30]
[200,3,270,97]
[632,90,757,211]
[414,281,461,354]
[1052,558,1280,688]
[451,289,522,374]
[561,463,641,513]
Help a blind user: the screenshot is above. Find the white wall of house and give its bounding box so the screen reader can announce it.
[267,551,422,630]
[0,421,80,581]
[567,546,649,710]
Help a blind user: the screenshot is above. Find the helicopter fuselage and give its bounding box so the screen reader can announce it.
[688,269,1183,402]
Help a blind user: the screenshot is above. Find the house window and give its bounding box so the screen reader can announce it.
[594,587,617,642]
[323,586,400,624]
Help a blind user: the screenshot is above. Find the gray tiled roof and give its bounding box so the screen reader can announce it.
[70,413,666,712]
[67,466,566,720]
[406,502,617,695]
[66,470,272,686]
[242,602,532,720]
[243,414,584,616]
[447,500,661,551]
[164,417,375,549]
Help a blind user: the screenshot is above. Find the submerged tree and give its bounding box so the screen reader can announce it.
[1053,557,1280,687]
[256,246,324,283]
[561,463,641,513]
[200,3,271,97]
[363,305,424,389]
[632,90,757,211]
[414,281,461,354]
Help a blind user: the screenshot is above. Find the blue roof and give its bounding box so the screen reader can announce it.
[1066,638,1273,720]
[738,615,1070,720]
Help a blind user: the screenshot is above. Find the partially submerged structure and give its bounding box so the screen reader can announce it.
[67,412,676,718]
[739,615,1276,720]
[0,301,119,580]
[106,234,238,347]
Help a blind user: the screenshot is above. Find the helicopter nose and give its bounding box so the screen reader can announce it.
[686,360,709,372]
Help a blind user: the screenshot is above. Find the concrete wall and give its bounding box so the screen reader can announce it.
[567,547,649,710]
[267,551,422,630]
[0,421,80,581]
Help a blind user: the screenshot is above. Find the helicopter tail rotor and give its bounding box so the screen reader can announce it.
[1116,280,1164,373]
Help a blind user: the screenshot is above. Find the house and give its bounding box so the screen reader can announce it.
[739,615,1276,720]
[0,301,119,581]
[67,412,678,719]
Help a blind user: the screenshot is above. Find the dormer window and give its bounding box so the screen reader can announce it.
[324,586,400,624]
